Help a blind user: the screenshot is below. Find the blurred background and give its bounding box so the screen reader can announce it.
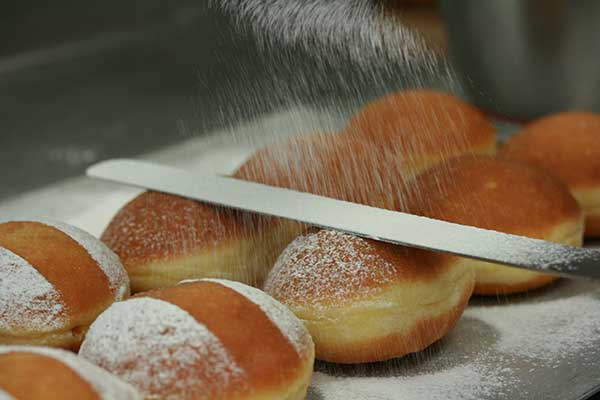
[1,0,455,202]
[1,0,599,201]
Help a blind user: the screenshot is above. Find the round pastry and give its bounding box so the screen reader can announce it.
[100,192,295,293]
[0,346,141,400]
[344,89,497,174]
[0,220,130,349]
[404,155,584,295]
[102,131,411,292]
[500,112,600,237]
[79,279,314,400]
[264,229,475,364]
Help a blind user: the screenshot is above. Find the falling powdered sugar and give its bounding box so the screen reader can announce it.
[0,346,142,400]
[199,278,312,356]
[79,297,245,400]
[264,230,397,310]
[466,294,600,365]
[216,0,436,69]
[0,247,65,332]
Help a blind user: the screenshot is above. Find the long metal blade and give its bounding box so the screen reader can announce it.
[87,159,600,280]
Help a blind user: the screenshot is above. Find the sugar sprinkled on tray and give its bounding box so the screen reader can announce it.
[467,293,600,366]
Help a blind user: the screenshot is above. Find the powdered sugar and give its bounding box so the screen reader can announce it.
[79,297,245,400]
[0,346,142,399]
[216,0,436,69]
[33,219,130,301]
[199,278,312,356]
[312,362,514,400]
[0,247,65,332]
[467,293,600,366]
[264,230,397,309]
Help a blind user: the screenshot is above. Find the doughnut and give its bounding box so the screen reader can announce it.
[264,229,475,364]
[0,220,130,350]
[500,112,600,237]
[234,132,412,210]
[344,90,497,174]
[102,132,411,292]
[0,346,140,400]
[404,155,584,295]
[100,192,294,292]
[79,279,314,400]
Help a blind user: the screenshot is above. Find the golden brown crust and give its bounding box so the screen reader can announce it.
[124,222,303,292]
[101,192,265,270]
[500,112,600,190]
[0,352,99,400]
[0,222,113,330]
[313,281,473,363]
[234,132,410,210]
[138,281,305,395]
[101,191,300,292]
[344,90,497,169]
[233,132,338,193]
[405,155,582,238]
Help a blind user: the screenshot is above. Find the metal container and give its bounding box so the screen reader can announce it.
[440,0,600,119]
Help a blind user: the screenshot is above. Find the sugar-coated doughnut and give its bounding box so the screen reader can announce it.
[264,229,475,364]
[0,220,130,349]
[79,279,314,400]
[100,192,298,292]
[405,156,584,295]
[0,346,141,400]
[344,90,497,173]
[500,112,600,237]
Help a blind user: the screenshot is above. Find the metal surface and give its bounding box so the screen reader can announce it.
[88,158,600,280]
[441,0,600,119]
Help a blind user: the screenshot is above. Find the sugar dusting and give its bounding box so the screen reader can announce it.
[79,297,245,399]
[467,294,600,366]
[199,278,312,355]
[264,229,396,310]
[0,346,142,400]
[0,390,14,400]
[33,219,130,300]
[0,247,65,332]
[312,363,514,400]
[99,192,263,267]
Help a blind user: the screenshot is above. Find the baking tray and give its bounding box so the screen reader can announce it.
[2,107,599,400]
